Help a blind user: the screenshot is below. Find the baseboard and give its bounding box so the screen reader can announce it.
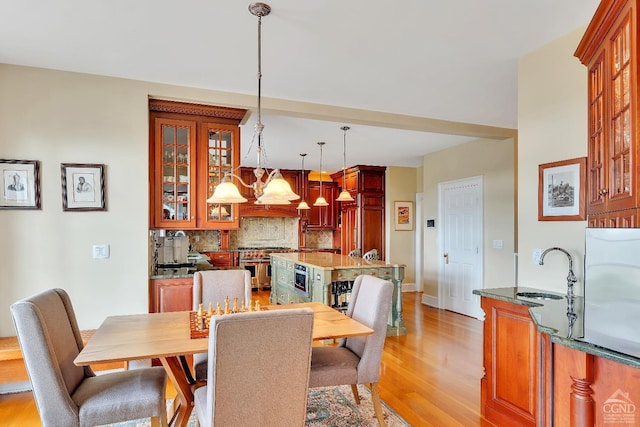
[421,293,439,308]
[401,282,416,292]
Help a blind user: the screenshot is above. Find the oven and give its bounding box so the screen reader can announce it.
[294,263,310,297]
[238,247,292,291]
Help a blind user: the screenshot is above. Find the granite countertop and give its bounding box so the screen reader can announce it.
[473,287,640,369]
[270,251,405,269]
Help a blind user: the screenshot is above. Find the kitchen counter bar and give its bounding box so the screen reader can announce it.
[473,287,640,369]
[270,251,405,270]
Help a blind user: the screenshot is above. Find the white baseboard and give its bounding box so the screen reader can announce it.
[401,282,416,292]
[421,293,439,308]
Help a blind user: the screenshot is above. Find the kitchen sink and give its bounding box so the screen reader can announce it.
[515,291,564,301]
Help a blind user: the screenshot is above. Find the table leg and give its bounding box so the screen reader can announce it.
[160,356,194,427]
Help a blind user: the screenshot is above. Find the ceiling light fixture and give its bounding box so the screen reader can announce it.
[313,142,329,207]
[297,153,310,210]
[207,2,299,206]
[336,126,355,202]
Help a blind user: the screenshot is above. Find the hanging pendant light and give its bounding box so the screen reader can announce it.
[313,142,329,207]
[207,2,299,205]
[297,153,310,210]
[336,125,355,202]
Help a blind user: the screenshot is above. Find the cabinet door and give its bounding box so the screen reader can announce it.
[153,118,197,228]
[308,182,337,229]
[151,278,193,312]
[340,206,359,255]
[481,298,539,426]
[198,123,240,229]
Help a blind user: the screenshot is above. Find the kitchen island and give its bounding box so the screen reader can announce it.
[270,252,406,336]
[474,287,640,426]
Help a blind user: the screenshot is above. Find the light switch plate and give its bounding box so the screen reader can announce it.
[93,244,110,259]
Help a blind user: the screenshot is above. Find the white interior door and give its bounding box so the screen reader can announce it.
[438,176,483,319]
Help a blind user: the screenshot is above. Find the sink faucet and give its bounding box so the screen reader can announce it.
[539,247,578,338]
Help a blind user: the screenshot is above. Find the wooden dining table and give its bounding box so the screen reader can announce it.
[74,302,373,427]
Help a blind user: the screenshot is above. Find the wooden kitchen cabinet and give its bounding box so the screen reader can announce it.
[149,100,246,230]
[149,277,193,313]
[575,0,640,226]
[237,167,302,217]
[480,297,547,427]
[331,165,386,258]
[306,181,337,230]
[202,251,237,267]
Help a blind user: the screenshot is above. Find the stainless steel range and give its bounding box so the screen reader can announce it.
[237,247,295,290]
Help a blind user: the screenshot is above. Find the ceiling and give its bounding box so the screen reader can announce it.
[0,0,600,172]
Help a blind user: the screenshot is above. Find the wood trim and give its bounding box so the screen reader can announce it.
[149,99,247,123]
[575,0,630,63]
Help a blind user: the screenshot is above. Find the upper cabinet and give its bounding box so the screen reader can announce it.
[306,181,338,230]
[575,0,639,227]
[149,100,246,230]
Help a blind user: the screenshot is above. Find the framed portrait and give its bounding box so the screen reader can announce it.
[394,201,414,231]
[0,159,41,210]
[538,157,586,221]
[61,163,106,211]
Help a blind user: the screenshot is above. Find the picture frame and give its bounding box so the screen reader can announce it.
[394,201,414,231]
[538,157,586,221]
[0,159,41,210]
[61,163,106,211]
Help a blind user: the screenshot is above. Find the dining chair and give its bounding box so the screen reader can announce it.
[347,248,361,257]
[193,308,314,427]
[308,274,393,426]
[362,248,379,261]
[192,269,252,382]
[10,288,167,427]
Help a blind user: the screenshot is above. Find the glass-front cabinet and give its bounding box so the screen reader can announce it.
[150,100,245,230]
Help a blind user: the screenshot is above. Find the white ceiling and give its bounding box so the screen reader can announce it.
[0,0,600,172]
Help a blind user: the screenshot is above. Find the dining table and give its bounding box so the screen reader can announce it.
[74,302,373,427]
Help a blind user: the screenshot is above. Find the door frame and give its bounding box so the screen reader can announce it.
[437,175,484,319]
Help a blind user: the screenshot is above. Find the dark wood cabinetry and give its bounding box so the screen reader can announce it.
[576,0,640,226]
[202,251,237,267]
[331,165,386,258]
[149,277,192,313]
[237,167,302,217]
[149,100,246,230]
[480,297,548,427]
[306,181,337,229]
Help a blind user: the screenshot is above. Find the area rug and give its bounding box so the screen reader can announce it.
[105,384,410,426]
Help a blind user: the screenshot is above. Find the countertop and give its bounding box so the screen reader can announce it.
[473,287,640,369]
[270,252,405,270]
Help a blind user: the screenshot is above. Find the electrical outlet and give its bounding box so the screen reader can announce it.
[532,248,542,265]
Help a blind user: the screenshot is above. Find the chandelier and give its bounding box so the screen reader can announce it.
[207,2,299,205]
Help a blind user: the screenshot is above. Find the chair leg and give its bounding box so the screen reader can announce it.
[350,384,361,404]
[151,411,168,427]
[370,382,386,427]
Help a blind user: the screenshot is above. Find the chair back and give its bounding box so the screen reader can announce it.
[347,248,361,257]
[197,308,314,427]
[10,288,93,425]
[193,269,252,311]
[343,275,393,384]
[362,249,379,261]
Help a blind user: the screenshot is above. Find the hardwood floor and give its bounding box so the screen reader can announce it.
[0,291,493,426]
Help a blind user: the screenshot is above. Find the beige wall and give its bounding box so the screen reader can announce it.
[0,63,420,336]
[517,26,588,293]
[421,137,516,297]
[385,166,417,284]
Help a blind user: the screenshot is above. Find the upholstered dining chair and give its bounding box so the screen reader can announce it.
[362,248,380,261]
[193,308,314,427]
[10,288,167,427]
[191,269,252,382]
[308,275,393,426]
[347,248,362,257]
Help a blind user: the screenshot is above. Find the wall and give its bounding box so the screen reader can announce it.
[386,166,417,285]
[0,63,417,337]
[517,26,588,293]
[421,137,516,298]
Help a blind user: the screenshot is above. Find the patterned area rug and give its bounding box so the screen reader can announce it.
[105,384,410,426]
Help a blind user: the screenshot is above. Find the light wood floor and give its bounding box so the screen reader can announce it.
[0,291,493,426]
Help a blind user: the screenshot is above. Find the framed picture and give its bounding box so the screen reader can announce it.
[394,201,414,231]
[538,157,586,221]
[0,159,41,210]
[61,163,106,211]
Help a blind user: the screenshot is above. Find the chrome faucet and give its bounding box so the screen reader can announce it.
[539,247,578,338]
